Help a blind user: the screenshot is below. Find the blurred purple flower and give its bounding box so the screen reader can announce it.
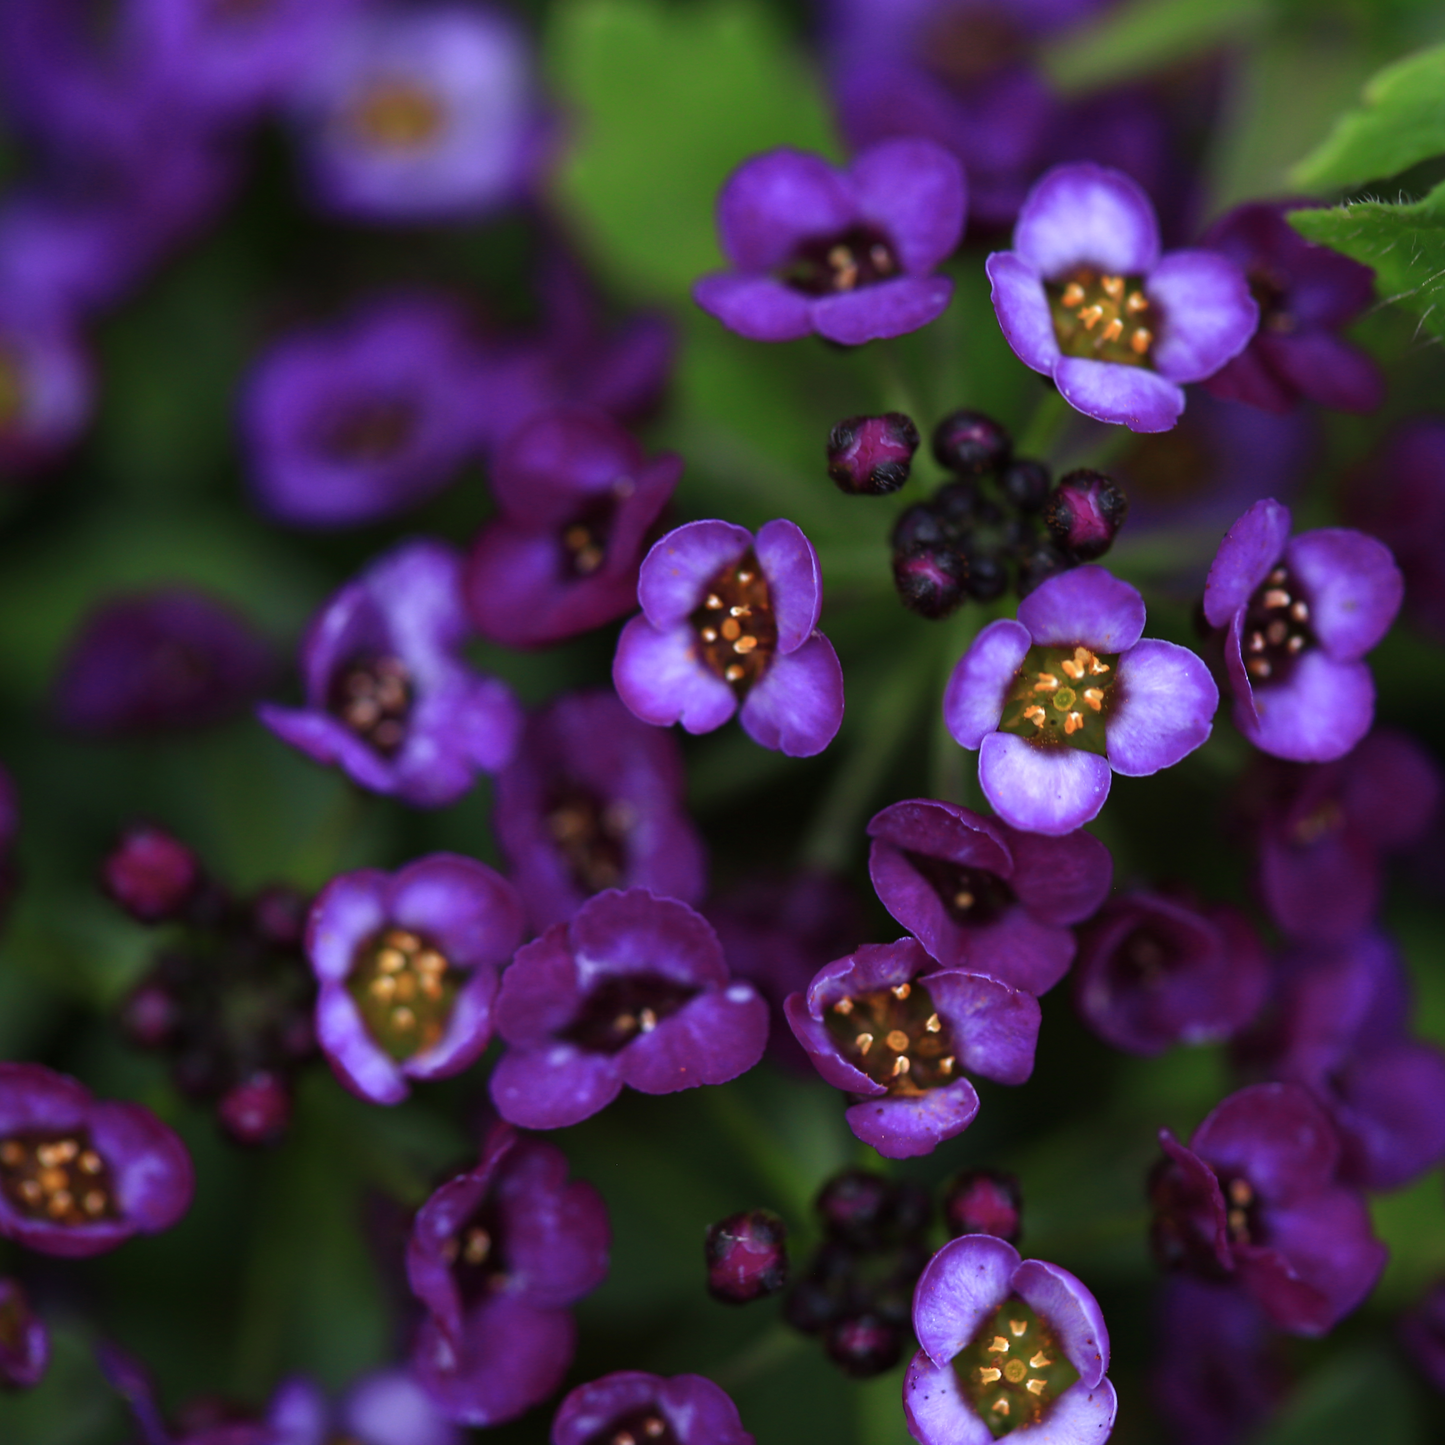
[0,304,92,477]
[0,1278,48,1390]
[551,1372,753,1445]
[1401,1280,1445,1394]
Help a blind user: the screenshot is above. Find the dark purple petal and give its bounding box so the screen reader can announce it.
[692,274,815,342]
[637,521,754,629]
[912,1233,1019,1367]
[612,616,738,735]
[617,985,768,1094]
[553,1372,753,1445]
[810,276,954,346]
[844,1079,981,1159]
[1147,250,1258,383]
[89,1100,194,1237]
[1255,330,1385,414]
[0,1278,47,1389]
[1191,1083,1338,1206]
[488,1045,624,1130]
[1013,163,1160,279]
[925,972,1041,1085]
[1012,1260,1110,1386]
[1106,639,1217,777]
[1332,1042,1445,1190]
[569,888,729,991]
[986,251,1062,375]
[846,138,966,273]
[716,149,855,270]
[944,619,1032,749]
[784,992,880,1096]
[755,519,822,652]
[1285,528,1402,662]
[494,925,584,1044]
[1053,357,1184,433]
[978,733,1112,836]
[1018,566,1146,653]
[1002,824,1113,925]
[1203,498,1292,628]
[387,855,523,968]
[738,633,845,757]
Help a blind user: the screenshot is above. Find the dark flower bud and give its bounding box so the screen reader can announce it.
[893,546,968,620]
[101,826,200,923]
[120,980,182,1050]
[705,1208,788,1303]
[933,478,983,532]
[932,409,1012,476]
[891,502,949,553]
[250,885,309,948]
[1042,469,1129,560]
[827,413,920,495]
[816,1169,931,1248]
[963,550,1009,602]
[217,1073,292,1147]
[1016,539,1071,596]
[783,1276,839,1334]
[942,1170,1022,1243]
[823,1313,903,1378]
[1000,458,1052,513]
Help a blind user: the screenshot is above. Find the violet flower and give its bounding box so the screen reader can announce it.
[264,1370,460,1445]
[613,519,845,758]
[1149,1081,1386,1335]
[0,304,91,477]
[1073,893,1268,1056]
[259,539,522,807]
[867,797,1112,995]
[465,410,681,648]
[489,888,768,1130]
[784,938,1040,1159]
[944,566,1218,834]
[0,1062,193,1258]
[306,853,524,1106]
[1203,498,1402,763]
[551,1372,753,1445]
[494,689,706,933]
[1401,1281,1445,1395]
[905,1233,1116,1445]
[0,1278,48,1389]
[241,296,482,529]
[1201,201,1384,416]
[692,139,965,346]
[408,1121,608,1427]
[987,163,1257,432]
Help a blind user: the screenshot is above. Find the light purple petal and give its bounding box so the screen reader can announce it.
[488,1044,623,1129]
[986,251,1061,375]
[926,971,1041,1085]
[388,855,524,966]
[638,521,754,629]
[403,968,496,1081]
[739,633,845,757]
[847,138,966,273]
[944,619,1031,749]
[755,518,822,652]
[1107,639,1217,777]
[692,273,816,342]
[1285,529,1402,661]
[1053,357,1183,433]
[1013,1261,1110,1385]
[979,734,1112,836]
[316,985,408,1105]
[1018,566,1145,653]
[340,1370,459,1445]
[716,149,855,270]
[904,1351,993,1445]
[845,1080,980,1158]
[1232,648,1374,764]
[613,616,738,736]
[267,1378,328,1445]
[1148,250,1259,384]
[913,1234,1020,1366]
[1203,498,1292,628]
[307,870,390,982]
[1012,1379,1118,1445]
[810,276,954,346]
[1013,163,1160,279]
[618,985,768,1093]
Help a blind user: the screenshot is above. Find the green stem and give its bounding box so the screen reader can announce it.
[710,1324,807,1391]
[1016,387,1072,462]
[703,1085,818,1221]
[872,337,926,426]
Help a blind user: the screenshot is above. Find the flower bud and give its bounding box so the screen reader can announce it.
[932,409,1012,477]
[891,503,949,553]
[893,546,968,619]
[942,1170,1022,1244]
[1016,539,1071,596]
[827,413,920,495]
[1000,458,1052,513]
[101,826,200,923]
[963,549,1009,602]
[823,1314,903,1377]
[217,1073,292,1147]
[816,1169,930,1248]
[1042,469,1129,561]
[705,1208,788,1303]
[933,478,983,532]
[120,979,182,1049]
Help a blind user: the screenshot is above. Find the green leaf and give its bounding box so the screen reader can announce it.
[1292,42,1445,189]
[546,0,837,301]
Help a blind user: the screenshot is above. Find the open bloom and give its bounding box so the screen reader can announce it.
[987,163,1256,431]
[905,1233,1116,1445]
[614,519,845,757]
[944,566,1218,834]
[551,1373,753,1445]
[1203,499,1402,763]
[693,139,965,346]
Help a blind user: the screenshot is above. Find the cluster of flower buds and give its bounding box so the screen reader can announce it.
[106,826,317,1146]
[887,409,1129,618]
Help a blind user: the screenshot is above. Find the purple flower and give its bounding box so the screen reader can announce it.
[494,689,706,933]
[905,1233,1116,1445]
[1203,499,1402,763]
[1073,893,1268,1056]
[784,938,1040,1159]
[0,1062,193,1258]
[867,797,1112,995]
[52,587,275,737]
[0,1278,48,1389]
[241,296,482,529]
[408,1121,608,1427]
[1149,1081,1386,1335]
[987,163,1257,432]
[259,539,522,807]
[706,1209,788,1304]
[1201,201,1384,416]
[0,303,91,477]
[944,566,1218,834]
[288,3,544,223]
[613,519,845,758]
[264,1371,460,1445]
[305,853,524,1106]
[1401,1281,1445,1394]
[551,1372,753,1445]
[489,888,768,1130]
[465,410,681,648]
[692,140,965,346]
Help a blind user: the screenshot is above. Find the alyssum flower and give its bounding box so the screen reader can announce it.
[551,1372,754,1445]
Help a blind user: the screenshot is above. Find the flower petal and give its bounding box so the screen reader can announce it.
[845,1080,981,1158]
[613,616,738,736]
[847,138,966,273]
[1203,498,1293,629]
[913,1234,1020,1367]
[619,984,768,1094]
[716,148,855,270]
[926,970,1041,1084]
[811,276,954,345]
[1018,566,1145,653]
[488,1044,623,1130]
[637,520,753,629]
[1286,528,1402,661]
[692,273,816,342]
[1053,356,1183,433]
[1147,250,1258,384]
[979,733,1112,836]
[904,1351,994,1445]
[986,251,1061,375]
[755,518,822,651]
[316,984,408,1105]
[944,619,1032,749]
[1013,163,1160,278]
[1013,1260,1111,1385]
[739,633,845,757]
[1107,639,1217,777]
[1231,647,1374,764]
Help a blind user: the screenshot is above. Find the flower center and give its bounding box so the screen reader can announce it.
[347,80,448,150]
[825,980,957,1096]
[1047,267,1155,366]
[998,645,1118,755]
[440,1200,507,1307]
[955,1296,1079,1438]
[347,928,458,1062]
[322,399,417,464]
[545,788,634,895]
[902,852,1016,926]
[689,548,778,696]
[1249,267,1296,333]
[0,349,25,431]
[563,974,700,1054]
[583,1408,677,1445]
[1117,926,1171,988]
[1241,565,1314,685]
[924,12,1028,83]
[782,226,900,297]
[1221,1173,1258,1246]
[0,1131,119,1225]
[328,654,412,757]
[1289,798,1344,847]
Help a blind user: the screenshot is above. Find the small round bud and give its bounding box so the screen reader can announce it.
[932,409,1012,477]
[891,502,949,553]
[119,979,181,1049]
[827,413,920,496]
[101,825,199,923]
[783,1275,840,1334]
[893,546,967,620]
[250,885,309,947]
[933,478,983,533]
[217,1073,292,1146]
[823,1314,903,1378]
[999,458,1052,513]
[1042,469,1129,561]
[1016,539,1071,596]
[816,1169,891,1246]
[942,1170,1023,1244]
[963,550,1009,602]
[705,1208,788,1303]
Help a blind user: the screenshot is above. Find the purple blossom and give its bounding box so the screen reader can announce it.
[905,1233,1116,1445]
[0,1278,48,1389]
[551,1372,753,1445]
[240,296,483,529]
[867,797,1112,994]
[1073,892,1268,1056]
[0,1062,193,1258]
[465,410,681,648]
[987,163,1257,432]
[784,938,1041,1159]
[408,1121,608,1427]
[305,853,524,1107]
[944,566,1218,834]
[489,888,768,1131]
[1201,201,1384,416]
[259,539,522,807]
[1203,499,1402,763]
[494,689,706,934]
[1149,1082,1386,1335]
[0,303,91,477]
[1401,1281,1445,1394]
[613,519,845,758]
[692,140,965,346]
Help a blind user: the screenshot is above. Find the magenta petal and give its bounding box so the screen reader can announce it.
[979,733,1112,836]
[317,985,408,1104]
[1147,250,1258,384]
[739,634,845,757]
[1256,330,1385,414]
[913,1234,1020,1366]
[307,869,390,981]
[488,1045,623,1129]
[844,1080,980,1158]
[904,1352,994,1445]
[692,273,815,342]
[1192,1083,1338,1205]
[1203,498,1294,627]
[847,138,966,273]
[1013,1260,1110,1385]
[716,149,855,270]
[613,616,738,735]
[1233,649,1374,764]
[1002,825,1113,926]
[1014,163,1160,279]
[755,518,822,651]
[1285,529,1402,661]
[810,276,954,345]
[1053,357,1183,433]
[389,855,523,966]
[944,619,1031,749]
[986,251,1061,375]
[619,986,768,1094]
[1018,566,1145,653]
[638,520,753,629]
[1107,639,1217,777]
[926,971,1040,1085]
